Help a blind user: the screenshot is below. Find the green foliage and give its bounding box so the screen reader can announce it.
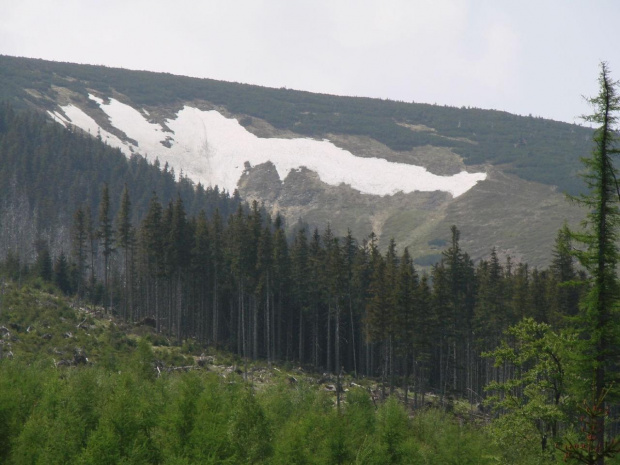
[132,339,157,381]
[562,61,620,465]
[184,374,237,462]
[484,318,575,461]
[0,341,511,465]
[409,409,498,465]
[557,388,620,464]
[228,388,273,463]
[76,370,162,465]
[487,414,551,465]
[159,372,204,457]
[371,398,413,464]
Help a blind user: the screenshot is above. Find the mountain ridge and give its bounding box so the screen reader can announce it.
[0,55,588,266]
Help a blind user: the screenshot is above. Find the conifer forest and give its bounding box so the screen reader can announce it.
[0,65,620,464]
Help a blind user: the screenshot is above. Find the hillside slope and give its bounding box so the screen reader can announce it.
[0,55,589,265]
[0,281,507,464]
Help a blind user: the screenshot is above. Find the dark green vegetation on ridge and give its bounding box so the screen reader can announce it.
[0,54,593,195]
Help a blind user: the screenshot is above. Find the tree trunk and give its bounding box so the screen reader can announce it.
[265,277,271,367]
[327,301,332,372]
[298,305,304,363]
[212,275,218,346]
[349,297,357,377]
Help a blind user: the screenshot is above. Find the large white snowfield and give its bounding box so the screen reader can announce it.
[49,94,486,198]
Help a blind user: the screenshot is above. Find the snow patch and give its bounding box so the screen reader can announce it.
[60,104,132,154]
[55,96,487,197]
[47,110,67,127]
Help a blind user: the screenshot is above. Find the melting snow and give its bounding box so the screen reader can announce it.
[55,95,486,198]
[47,110,67,127]
[53,103,131,152]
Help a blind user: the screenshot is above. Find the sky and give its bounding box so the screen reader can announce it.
[1,0,619,125]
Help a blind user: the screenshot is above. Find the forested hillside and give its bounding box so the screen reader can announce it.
[0,102,240,263]
[0,55,592,267]
[0,282,505,464]
[0,54,593,194]
[0,104,588,400]
[0,202,612,464]
[20,189,589,405]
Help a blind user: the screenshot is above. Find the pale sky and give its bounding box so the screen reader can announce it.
[1,0,619,125]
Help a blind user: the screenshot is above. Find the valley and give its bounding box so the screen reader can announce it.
[1,54,619,464]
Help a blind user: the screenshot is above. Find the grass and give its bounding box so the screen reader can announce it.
[394,168,586,268]
[241,146,584,270]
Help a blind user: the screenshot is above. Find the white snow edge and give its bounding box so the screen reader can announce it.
[52,95,486,198]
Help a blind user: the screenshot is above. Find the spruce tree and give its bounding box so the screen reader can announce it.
[140,193,163,331]
[564,62,620,464]
[441,226,475,396]
[271,215,290,362]
[191,210,211,343]
[308,228,325,369]
[209,208,224,346]
[395,247,418,404]
[53,251,72,294]
[116,185,133,320]
[257,224,274,363]
[291,226,309,364]
[98,183,115,309]
[366,251,389,396]
[168,196,190,341]
[415,273,434,405]
[85,204,97,296]
[34,240,52,283]
[384,239,399,393]
[342,229,360,376]
[71,207,88,298]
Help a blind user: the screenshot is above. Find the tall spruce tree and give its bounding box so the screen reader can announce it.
[116,185,133,320]
[308,228,325,369]
[209,209,225,346]
[168,196,190,342]
[291,226,309,364]
[257,224,274,364]
[98,183,115,310]
[71,207,88,298]
[415,273,434,406]
[384,239,399,393]
[140,193,163,331]
[84,205,97,296]
[53,251,72,295]
[35,240,52,283]
[565,62,620,464]
[395,247,418,405]
[191,211,211,343]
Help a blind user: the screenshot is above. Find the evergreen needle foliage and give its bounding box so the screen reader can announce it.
[565,62,620,465]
